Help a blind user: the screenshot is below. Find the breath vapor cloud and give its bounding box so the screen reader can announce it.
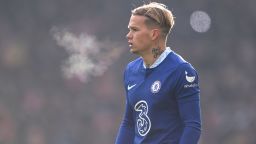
[51,27,124,83]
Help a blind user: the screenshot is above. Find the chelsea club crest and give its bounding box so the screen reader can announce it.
[151,80,161,93]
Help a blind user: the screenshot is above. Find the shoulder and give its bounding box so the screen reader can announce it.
[175,63,198,78]
[166,51,187,66]
[164,50,199,80]
[125,57,143,73]
[123,57,143,82]
[169,50,197,70]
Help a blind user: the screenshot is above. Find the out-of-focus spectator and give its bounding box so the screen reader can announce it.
[0,103,16,144]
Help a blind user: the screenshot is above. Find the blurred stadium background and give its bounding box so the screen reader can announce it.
[0,0,255,144]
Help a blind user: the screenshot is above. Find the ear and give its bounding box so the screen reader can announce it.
[151,29,160,41]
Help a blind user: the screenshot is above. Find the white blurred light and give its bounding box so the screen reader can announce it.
[190,11,211,33]
[51,27,124,83]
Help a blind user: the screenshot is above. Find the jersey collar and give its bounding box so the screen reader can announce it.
[143,47,172,69]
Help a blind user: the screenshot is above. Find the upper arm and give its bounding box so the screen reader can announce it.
[174,63,201,129]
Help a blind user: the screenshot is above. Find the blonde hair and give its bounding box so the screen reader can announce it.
[132,2,175,37]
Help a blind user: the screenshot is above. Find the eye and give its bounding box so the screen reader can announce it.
[129,27,138,32]
[132,28,138,31]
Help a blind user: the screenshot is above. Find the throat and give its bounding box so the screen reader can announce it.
[145,63,151,68]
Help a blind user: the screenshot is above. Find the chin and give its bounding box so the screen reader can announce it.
[130,50,140,56]
[130,48,137,54]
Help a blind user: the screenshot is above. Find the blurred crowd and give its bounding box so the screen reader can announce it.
[0,0,255,144]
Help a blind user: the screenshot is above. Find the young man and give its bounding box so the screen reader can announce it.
[116,2,201,144]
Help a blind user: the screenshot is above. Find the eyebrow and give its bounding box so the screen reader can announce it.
[128,25,138,29]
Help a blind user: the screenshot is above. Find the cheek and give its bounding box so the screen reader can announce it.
[135,32,150,44]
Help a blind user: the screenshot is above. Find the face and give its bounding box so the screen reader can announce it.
[126,15,154,56]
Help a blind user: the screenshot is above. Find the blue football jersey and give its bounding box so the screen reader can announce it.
[116,48,201,144]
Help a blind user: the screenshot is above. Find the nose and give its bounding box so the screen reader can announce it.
[126,31,132,39]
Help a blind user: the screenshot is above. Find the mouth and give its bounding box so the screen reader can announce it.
[128,42,133,47]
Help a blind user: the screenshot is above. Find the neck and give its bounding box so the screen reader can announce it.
[142,44,166,68]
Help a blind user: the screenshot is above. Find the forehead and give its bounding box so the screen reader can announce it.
[128,15,147,28]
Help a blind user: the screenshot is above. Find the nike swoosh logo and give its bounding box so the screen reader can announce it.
[127,84,136,90]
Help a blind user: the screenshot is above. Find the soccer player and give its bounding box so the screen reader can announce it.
[115,2,201,144]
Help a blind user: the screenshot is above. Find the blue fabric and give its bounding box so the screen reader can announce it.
[116,50,201,144]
